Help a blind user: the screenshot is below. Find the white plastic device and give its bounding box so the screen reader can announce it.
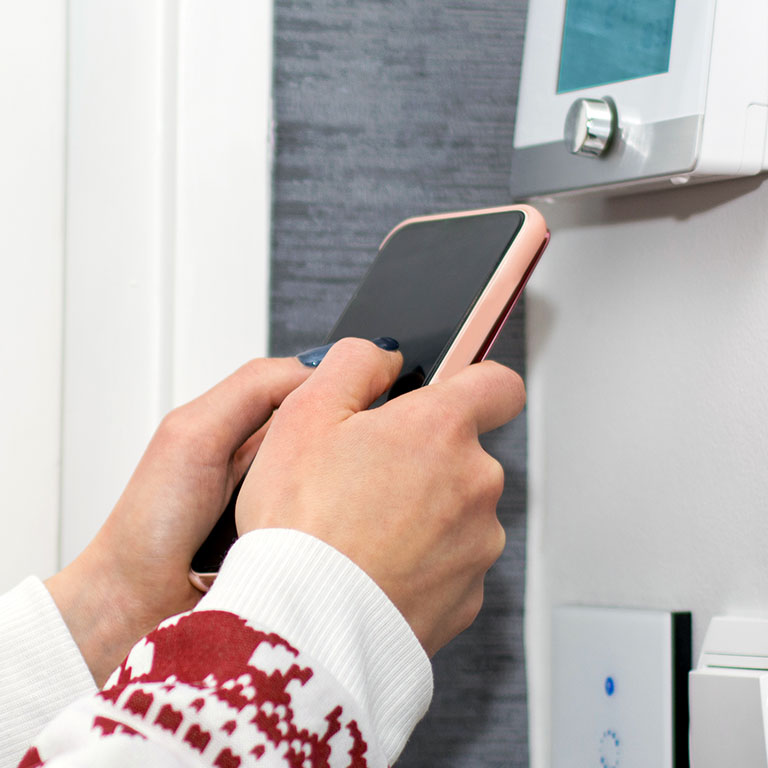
[511,0,768,197]
[690,616,768,768]
[551,606,690,768]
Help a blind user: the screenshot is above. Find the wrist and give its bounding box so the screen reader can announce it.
[45,546,151,688]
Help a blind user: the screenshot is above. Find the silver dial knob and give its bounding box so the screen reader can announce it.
[564,97,617,157]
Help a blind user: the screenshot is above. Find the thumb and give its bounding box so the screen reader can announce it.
[179,357,313,460]
[288,337,403,423]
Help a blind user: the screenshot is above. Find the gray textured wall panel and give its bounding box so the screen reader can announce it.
[271,2,530,765]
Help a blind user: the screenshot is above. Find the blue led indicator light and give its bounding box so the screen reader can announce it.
[605,676,615,696]
[600,729,621,768]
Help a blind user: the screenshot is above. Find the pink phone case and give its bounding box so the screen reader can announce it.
[376,203,549,384]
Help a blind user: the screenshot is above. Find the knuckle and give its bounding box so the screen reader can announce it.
[423,394,467,438]
[329,337,401,388]
[334,336,381,360]
[460,586,485,632]
[277,382,315,419]
[466,451,505,507]
[239,356,271,381]
[510,372,527,409]
[498,362,525,392]
[155,404,206,457]
[482,455,506,502]
[158,404,194,441]
[488,519,507,563]
[484,360,527,407]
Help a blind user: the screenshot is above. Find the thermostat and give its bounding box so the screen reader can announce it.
[511,0,768,197]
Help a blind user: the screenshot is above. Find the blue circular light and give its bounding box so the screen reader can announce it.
[600,729,621,768]
[605,676,615,696]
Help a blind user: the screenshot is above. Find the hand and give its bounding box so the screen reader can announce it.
[46,357,311,686]
[236,338,526,656]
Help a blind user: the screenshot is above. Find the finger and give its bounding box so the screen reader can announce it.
[428,360,526,434]
[231,416,273,479]
[288,337,403,422]
[184,357,313,455]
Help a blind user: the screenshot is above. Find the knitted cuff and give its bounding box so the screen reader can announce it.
[196,528,433,764]
[0,576,97,766]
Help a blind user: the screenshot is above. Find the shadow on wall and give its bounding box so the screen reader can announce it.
[537,173,767,231]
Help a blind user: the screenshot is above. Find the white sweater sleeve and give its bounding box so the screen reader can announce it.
[198,529,433,762]
[0,577,96,768]
[19,529,433,768]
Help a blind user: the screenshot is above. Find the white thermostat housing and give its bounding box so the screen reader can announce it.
[690,616,768,768]
[551,605,691,768]
[511,0,768,197]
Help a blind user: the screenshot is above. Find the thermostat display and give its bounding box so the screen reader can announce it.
[511,0,768,197]
[558,0,676,93]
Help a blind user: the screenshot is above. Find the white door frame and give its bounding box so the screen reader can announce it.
[61,0,273,566]
[0,1,67,589]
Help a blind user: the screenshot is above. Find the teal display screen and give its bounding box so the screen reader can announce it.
[557,0,676,93]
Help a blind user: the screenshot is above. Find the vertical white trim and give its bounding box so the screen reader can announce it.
[0,1,67,588]
[61,1,274,563]
[58,0,71,574]
[173,0,272,405]
[62,1,180,565]
[157,0,180,418]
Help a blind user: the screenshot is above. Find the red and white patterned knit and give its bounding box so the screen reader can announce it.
[20,610,382,767]
[2,530,433,768]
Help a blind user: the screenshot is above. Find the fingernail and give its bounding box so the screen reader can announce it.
[296,337,400,367]
[372,337,399,351]
[296,342,334,367]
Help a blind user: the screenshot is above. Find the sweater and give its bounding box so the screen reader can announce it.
[1,529,433,767]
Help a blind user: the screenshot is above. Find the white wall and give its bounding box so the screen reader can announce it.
[0,0,273,587]
[0,1,66,588]
[526,176,768,767]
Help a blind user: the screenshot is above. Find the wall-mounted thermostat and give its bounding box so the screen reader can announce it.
[511,0,768,198]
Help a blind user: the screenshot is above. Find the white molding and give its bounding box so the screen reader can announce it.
[61,0,272,565]
[0,1,67,588]
[174,0,272,405]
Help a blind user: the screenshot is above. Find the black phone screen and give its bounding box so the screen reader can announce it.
[325,209,525,394]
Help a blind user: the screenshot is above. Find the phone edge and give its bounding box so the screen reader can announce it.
[428,204,548,384]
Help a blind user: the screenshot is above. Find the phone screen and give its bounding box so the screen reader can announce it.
[325,209,525,396]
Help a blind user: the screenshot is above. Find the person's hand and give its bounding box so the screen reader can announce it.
[46,357,311,687]
[236,338,526,656]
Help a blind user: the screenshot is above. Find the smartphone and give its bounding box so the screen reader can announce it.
[189,204,549,590]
